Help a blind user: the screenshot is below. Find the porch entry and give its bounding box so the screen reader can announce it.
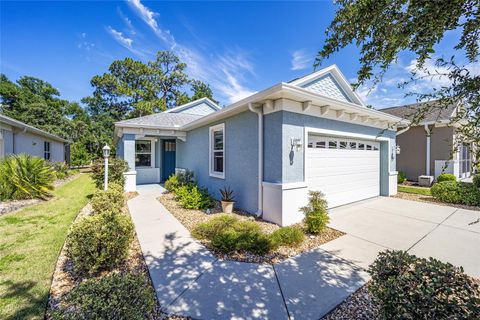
[162,139,176,182]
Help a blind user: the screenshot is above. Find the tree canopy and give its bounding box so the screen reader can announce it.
[317,0,479,165]
[0,50,218,165]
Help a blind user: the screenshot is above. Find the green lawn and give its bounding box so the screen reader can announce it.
[0,174,95,320]
[398,185,432,196]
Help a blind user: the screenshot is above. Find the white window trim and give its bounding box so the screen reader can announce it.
[135,138,156,169]
[0,130,4,159]
[209,123,225,179]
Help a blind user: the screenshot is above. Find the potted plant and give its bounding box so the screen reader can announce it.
[220,186,235,213]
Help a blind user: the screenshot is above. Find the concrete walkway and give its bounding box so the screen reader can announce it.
[128,185,369,320]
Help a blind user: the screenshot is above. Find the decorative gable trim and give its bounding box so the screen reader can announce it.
[289,64,365,107]
[164,97,221,115]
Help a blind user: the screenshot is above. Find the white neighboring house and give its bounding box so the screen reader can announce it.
[0,114,69,162]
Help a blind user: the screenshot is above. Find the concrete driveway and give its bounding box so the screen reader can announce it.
[321,197,480,278]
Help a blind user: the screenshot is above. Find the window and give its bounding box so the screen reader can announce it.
[135,140,152,167]
[358,143,365,150]
[316,141,326,148]
[44,141,51,160]
[328,141,337,149]
[373,145,379,151]
[209,123,225,178]
[308,142,313,148]
[164,141,176,152]
[349,142,357,149]
[366,144,372,150]
[339,141,347,149]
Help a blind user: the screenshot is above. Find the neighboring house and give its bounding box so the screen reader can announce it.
[382,101,475,182]
[115,65,403,226]
[0,114,69,162]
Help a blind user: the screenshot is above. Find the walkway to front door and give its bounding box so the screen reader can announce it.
[128,185,368,320]
[161,140,176,182]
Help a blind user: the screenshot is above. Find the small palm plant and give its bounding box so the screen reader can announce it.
[219,186,235,213]
[0,154,56,200]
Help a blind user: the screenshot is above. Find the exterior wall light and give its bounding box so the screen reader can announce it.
[290,137,303,152]
[396,145,401,155]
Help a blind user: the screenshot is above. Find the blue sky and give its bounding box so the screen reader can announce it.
[1,1,476,108]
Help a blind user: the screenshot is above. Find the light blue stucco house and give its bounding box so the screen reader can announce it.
[0,114,69,162]
[114,65,403,226]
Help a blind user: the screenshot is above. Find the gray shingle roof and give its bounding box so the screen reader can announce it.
[116,112,202,128]
[381,100,457,122]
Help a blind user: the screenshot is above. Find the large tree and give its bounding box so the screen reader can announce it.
[190,79,218,104]
[317,0,479,166]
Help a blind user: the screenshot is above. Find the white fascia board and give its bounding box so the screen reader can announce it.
[281,83,405,124]
[0,114,70,143]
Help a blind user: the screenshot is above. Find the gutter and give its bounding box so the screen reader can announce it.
[424,124,431,175]
[248,102,263,216]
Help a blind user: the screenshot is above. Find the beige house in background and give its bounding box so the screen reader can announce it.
[382,101,474,182]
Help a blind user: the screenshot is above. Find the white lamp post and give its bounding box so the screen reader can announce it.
[102,144,111,191]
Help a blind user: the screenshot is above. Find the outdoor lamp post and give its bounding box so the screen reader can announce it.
[102,144,110,191]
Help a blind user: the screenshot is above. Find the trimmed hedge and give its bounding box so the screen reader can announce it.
[431,181,480,206]
[91,183,125,214]
[270,226,304,248]
[369,250,480,319]
[66,210,134,275]
[437,173,456,183]
[474,174,480,188]
[57,273,156,319]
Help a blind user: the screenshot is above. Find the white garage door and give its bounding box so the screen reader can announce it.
[306,135,380,208]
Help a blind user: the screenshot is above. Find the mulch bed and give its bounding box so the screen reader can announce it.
[394,192,480,211]
[46,198,171,319]
[158,192,345,264]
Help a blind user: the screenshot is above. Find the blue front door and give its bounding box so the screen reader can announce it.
[162,140,176,181]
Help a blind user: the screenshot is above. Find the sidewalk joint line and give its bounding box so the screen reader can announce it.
[272,264,292,320]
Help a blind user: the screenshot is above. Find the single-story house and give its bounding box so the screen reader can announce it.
[382,101,475,181]
[0,114,69,162]
[114,65,404,226]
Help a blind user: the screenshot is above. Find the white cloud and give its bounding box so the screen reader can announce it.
[106,26,133,48]
[290,49,313,71]
[126,0,255,104]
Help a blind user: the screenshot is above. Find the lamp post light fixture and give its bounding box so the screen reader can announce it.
[102,144,111,191]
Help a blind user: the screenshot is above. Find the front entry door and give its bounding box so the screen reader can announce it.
[162,140,176,182]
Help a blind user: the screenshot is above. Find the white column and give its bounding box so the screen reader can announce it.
[424,124,431,175]
[123,137,136,192]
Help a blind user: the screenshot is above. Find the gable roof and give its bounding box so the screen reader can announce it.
[381,100,458,123]
[289,65,365,106]
[164,97,220,115]
[0,113,69,143]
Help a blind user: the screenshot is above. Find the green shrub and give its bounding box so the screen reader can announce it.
[91,183,125,214]
[369,250,480,319]
[192,214,239,239]
[66,210,134,275]
[431,181,462,203]
[0,154,55,201]
[437,173,456,183]
[91,158,128,189]
[473,174,480,188]
[270,226,305,248]
[458,182,480,206]
[193,215,275,255]
[301,191,330,234]
[164,174,179,192]
[397,171,407,184]
[176,184,213,210]
[58,273,156,320]
[431,181,480,205]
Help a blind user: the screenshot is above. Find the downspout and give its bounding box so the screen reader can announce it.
[248,102,263,216]
[424,124,431,175]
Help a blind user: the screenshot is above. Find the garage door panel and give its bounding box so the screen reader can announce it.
[307,135,380,208]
